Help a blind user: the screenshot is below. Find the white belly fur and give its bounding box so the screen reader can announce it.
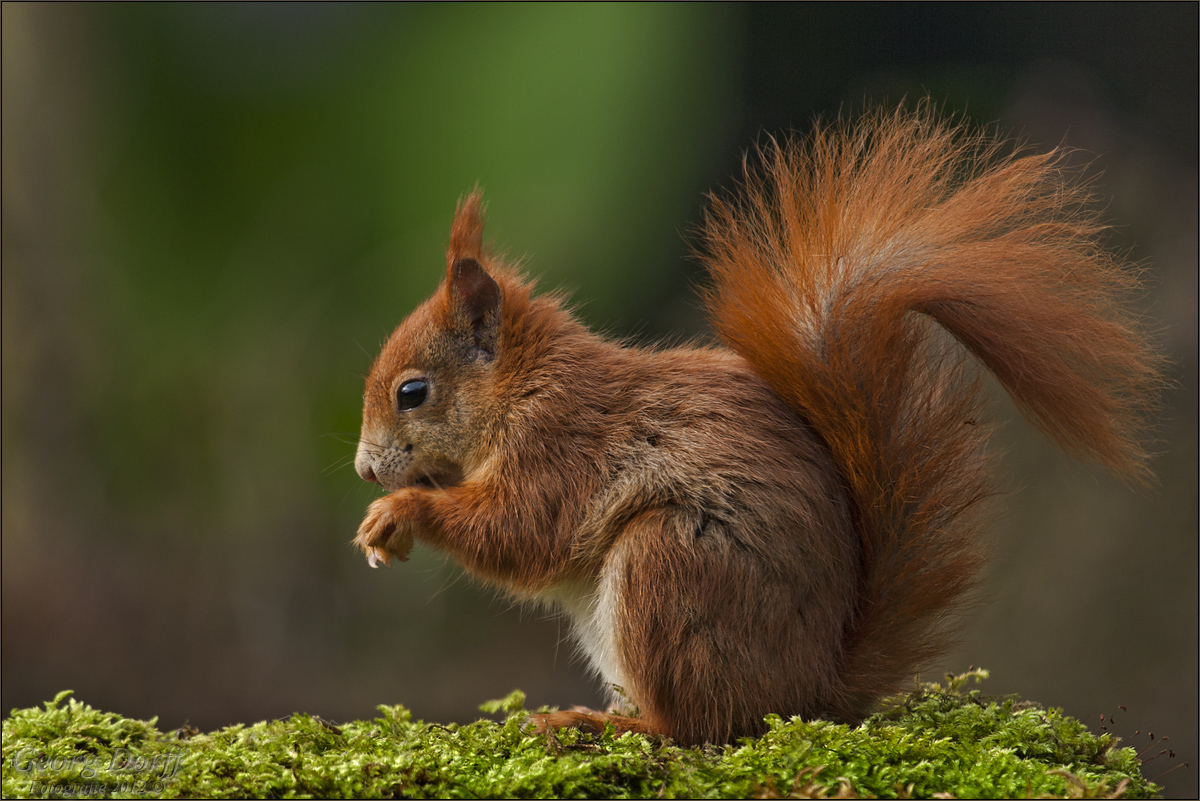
[548,543,629,702]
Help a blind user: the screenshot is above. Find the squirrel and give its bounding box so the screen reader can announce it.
[352,105,1162,746]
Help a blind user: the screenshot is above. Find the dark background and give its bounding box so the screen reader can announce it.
[4,4,1196,797]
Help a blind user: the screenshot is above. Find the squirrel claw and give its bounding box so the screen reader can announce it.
[367,548,391,569]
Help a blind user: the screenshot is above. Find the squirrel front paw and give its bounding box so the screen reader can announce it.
[354,495,416,567]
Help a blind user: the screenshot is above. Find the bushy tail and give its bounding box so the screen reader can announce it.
[699,105,1163,718]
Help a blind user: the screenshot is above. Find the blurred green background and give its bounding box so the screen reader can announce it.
[3,4,1196,796]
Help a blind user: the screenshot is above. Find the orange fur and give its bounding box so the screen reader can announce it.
[353,105,1162,744]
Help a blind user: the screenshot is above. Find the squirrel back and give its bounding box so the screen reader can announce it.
[353,105,1162,743]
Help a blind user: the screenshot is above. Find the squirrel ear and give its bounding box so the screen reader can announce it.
[452,256,500,359]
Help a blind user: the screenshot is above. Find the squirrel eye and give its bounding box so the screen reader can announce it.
[396,379,428,411]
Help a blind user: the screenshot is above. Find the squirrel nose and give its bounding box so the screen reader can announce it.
[354,442,380,484]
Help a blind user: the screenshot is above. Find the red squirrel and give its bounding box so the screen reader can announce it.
[352,106,1161,745]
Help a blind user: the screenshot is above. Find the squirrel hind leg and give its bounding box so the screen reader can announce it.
[527,708,660,739]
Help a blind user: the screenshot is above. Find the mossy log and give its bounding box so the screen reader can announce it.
[2,671,1158,799]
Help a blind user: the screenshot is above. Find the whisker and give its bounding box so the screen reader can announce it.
[352,339,376,360]
[322,454,358,476]
[338,478,382,511]
[322,432,363,446]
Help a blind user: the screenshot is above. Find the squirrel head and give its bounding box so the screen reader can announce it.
[355,190,508,492]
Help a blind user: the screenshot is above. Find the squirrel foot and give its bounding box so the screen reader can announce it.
[527,708,654,739]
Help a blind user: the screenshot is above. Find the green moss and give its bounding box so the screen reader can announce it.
[2,672,1159,799]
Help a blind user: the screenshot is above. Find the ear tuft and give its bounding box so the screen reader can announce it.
[443,189,500,359]
[447,188,485,274]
